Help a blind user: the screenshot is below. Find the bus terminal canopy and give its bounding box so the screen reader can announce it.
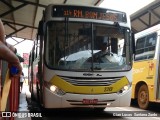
[0,0,104,41]
[0,0,160,42]
[131,0,160,33]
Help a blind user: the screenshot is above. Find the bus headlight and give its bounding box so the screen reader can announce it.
[50,85,57,92]
[117,84,130,94]
[45,82,66,95]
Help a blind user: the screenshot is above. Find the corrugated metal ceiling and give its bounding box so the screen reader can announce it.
[0,0,160,45]
[131,0,160,33]
[0,0,104,42]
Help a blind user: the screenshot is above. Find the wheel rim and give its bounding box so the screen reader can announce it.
[139,90,148,105]
[138,85,149,109]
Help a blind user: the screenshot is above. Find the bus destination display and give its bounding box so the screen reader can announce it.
[52,5,127,22]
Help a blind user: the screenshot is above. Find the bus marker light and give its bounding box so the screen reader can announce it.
[150,85,154,89]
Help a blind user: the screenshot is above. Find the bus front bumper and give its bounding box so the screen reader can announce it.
[43,87,131,108]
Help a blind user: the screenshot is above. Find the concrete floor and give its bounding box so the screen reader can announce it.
[15,83,31,120]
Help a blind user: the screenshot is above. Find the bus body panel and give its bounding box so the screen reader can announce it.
[132,59,157,102]
[43,65,132,108]
[43,65,132,83]
[132,24,160,106]
[32,59,39,99]
[43,87,131,108]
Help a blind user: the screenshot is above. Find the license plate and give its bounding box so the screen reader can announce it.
[82,99,98,104]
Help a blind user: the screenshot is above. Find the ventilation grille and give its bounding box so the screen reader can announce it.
[60,76,122,86]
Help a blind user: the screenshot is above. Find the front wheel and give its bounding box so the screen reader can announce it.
[137,84,149,109]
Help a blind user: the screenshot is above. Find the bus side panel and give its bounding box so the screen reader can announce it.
[32,60,38,99]
[132,59,157,101]
[28,65,32,92]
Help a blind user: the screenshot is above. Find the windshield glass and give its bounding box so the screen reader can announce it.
[45,21,131,71]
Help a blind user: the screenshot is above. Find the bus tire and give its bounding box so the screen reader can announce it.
[137,84,149,109]
[31,88,35,101]
[30,83,35,101]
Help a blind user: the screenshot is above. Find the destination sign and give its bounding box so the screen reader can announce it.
[52,5,127,23]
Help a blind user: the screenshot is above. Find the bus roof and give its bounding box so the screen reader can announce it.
[135,24,160,39]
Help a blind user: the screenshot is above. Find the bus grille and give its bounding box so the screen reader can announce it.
[60,76,122,86]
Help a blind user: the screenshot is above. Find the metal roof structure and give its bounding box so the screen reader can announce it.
[131,0,160,33]
[0,0,104,43]
[0,0,160,45]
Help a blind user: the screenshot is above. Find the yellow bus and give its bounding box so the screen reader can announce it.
[132,24,160,109]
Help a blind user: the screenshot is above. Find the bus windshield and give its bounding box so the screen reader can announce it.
[45,21,131,71]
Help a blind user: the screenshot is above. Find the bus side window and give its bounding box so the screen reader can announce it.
[135,32,157,61]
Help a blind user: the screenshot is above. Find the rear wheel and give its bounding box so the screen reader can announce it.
[30,82,35,101]
[137,84,149,109]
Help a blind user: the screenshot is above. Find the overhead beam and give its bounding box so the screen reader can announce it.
[2,20,37,29]
[149,10,160,19]
[8,36,33,41]
[151,20,160,27]
[1,0,14,9]
[5,23,17,31]
[138,18,149,27]
[135,19,160,34]
[149,12,151,26]
[11,37,19,42]
[0,3,27,17]
[14,0,46,8]
[6,26,27,38]
[13,39,26,46]
[131,1,160,21]
[131,27,138,33]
